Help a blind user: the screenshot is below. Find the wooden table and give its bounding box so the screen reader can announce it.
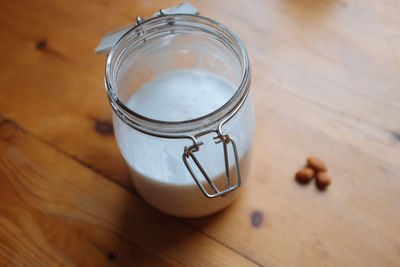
[1,0,399,266]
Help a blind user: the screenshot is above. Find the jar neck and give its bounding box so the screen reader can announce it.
[105,14,250,139]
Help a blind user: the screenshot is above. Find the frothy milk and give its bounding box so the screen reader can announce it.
[118,70,252,217]
[127,70,234,122]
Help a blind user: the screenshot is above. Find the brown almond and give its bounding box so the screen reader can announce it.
[307,156,327,172]
[316,172,331,189]
[295,168,315,183]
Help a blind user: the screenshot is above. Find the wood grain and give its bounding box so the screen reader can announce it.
[0,0,400,265]
[0,119,257,266]
[188,110,400,266]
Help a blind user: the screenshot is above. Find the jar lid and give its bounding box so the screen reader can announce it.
[95,3,198,54]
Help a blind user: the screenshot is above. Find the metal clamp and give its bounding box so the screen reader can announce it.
[134,8,164,26]
[182,131,241,199]
[95,3,198,54]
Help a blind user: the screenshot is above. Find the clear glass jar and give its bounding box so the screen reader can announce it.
[105,14,255,218]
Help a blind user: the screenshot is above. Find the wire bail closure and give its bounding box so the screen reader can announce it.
[95,3,199,54]
[182,130,242,199]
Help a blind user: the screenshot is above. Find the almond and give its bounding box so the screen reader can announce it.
[316,172,331,189]
[307,156,327,172]
[295,168,315,183]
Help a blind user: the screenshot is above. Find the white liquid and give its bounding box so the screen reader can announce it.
[119,70,252,217]
[127,70,234,122]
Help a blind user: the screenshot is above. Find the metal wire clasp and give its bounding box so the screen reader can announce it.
[95,3,199,54]
[182,132,241,198]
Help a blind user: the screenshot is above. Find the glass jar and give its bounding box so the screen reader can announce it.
[105,14,255,218]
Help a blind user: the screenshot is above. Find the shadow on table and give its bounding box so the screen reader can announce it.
[101,190,230,266]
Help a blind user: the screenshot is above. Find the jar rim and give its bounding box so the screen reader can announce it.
[105,14,250,138]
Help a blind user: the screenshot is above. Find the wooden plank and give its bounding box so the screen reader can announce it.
[0,0,400,265]
[0,119,257,266]
[0,0,138,189]
[0,0,399,189]
[200,0,400,165]
[187,109,400,266]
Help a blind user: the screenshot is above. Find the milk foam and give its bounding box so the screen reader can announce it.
[126,70,235,121]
